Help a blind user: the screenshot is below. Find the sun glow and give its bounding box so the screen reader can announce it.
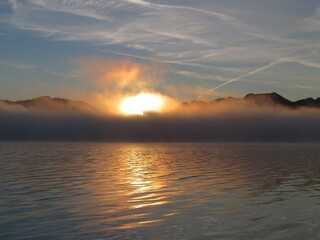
[120,93,164,115]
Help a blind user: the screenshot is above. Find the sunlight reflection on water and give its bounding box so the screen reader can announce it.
[1,143,320,239]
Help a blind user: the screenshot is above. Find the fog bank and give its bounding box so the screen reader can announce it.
[1,109,320,142]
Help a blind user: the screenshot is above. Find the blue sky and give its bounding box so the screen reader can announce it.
[1,0,320,102]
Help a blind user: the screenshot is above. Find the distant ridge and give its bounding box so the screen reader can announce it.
[0,96,97,113]
[185,92,320,109]
[1,93,320,142]
[1,93,320,113]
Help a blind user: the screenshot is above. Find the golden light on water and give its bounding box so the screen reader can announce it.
[119,93,164,115]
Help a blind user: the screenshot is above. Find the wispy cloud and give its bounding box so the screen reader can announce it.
[174,70,229,82]
[0,59,35,69]
[282,56,320,69]
[3,0,320,99]
[8,0,17,10]
[198,59,284,98]
[198,54,320,98]
[6,0,258,54]
[44,70,80,79]
[300,8,320,32]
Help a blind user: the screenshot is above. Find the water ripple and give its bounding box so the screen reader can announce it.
[1,143,320,239]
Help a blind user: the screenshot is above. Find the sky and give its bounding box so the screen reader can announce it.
[1,0,320,102]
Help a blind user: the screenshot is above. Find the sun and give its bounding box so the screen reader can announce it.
[119,93,164,115]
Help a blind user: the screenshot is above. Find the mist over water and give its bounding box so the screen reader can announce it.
[2,91,320,142]
[1,143,320,239]
[1,109,320,141]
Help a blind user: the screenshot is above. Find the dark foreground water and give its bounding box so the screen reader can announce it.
[1,143,320,240]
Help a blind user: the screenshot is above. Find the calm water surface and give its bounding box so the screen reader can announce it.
[1,143,320,239]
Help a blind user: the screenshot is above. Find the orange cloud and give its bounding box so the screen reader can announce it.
[74,57,175,114]
[97,59,141,87]
[75,58,166,93]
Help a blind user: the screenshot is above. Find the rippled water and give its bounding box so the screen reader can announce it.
[1,143,320,239]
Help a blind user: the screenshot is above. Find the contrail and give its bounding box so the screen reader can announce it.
[198,58,284,98]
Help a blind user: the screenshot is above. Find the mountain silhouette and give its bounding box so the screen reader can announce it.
[0,96,96,113]
[185,92,320,109]
[1,93,320,142]
[1,93,320,114]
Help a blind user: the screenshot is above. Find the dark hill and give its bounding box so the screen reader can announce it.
[243,92,293,107]
[1,93,320,114]
[0,96,97,113]
[184,92,320,109]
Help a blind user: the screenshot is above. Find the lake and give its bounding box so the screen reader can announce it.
[1,143,320,239]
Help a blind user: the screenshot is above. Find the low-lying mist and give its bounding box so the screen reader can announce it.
[2,57,320,142]
[1,99,320,142]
